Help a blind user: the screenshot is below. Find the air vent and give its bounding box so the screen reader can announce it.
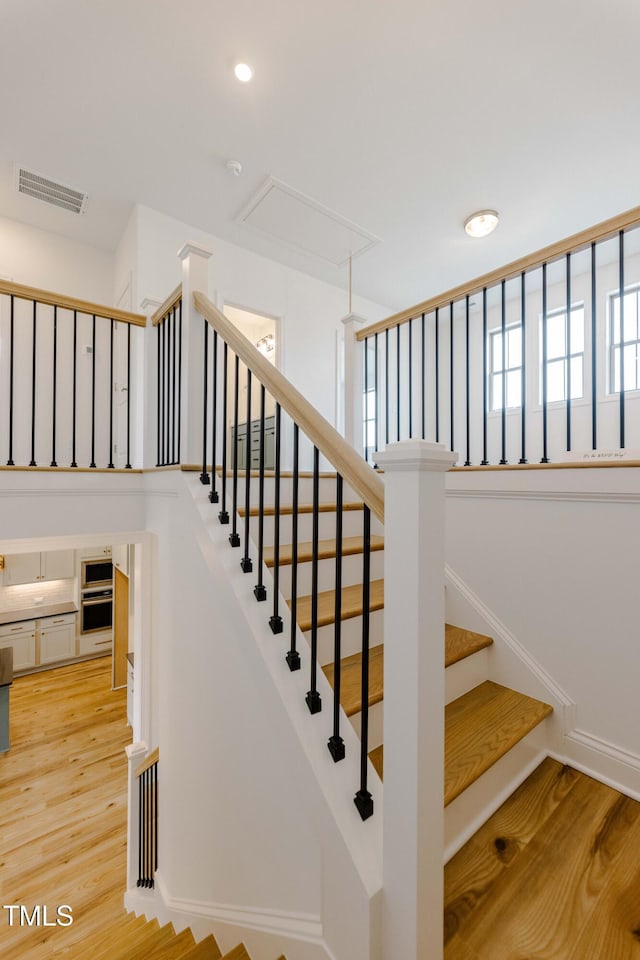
[15,166,88,215]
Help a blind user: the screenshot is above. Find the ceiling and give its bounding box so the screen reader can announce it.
[1,0,639,313]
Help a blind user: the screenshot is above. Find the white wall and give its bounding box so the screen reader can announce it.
[446,467,640,783]
[0,216,114,303]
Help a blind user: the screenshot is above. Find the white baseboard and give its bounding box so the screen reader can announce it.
[556,729,640,801]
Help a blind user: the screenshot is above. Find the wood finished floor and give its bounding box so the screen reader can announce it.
[445,757,640,959]
[0,657,131,960]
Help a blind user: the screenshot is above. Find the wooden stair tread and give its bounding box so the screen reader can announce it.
[445,681,552,806]
[221,946,251,960]
[239,501,364,517]
[265,534,384,567]
[369,681,552,804]
[181,934,223,960]
[321,624,493,716]
[292,579,384,631]
[445,624,493,666]
[322,645,384,716]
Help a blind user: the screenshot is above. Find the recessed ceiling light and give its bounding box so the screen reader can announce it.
[234,63,253,83]
[464,210,499,238]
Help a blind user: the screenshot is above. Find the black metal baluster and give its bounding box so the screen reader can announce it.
[126,322,132,469]
[354,505,373,821]
[450,302,455,454]
[519,272,528,464]
[541,264,549,462]
[396,323,401,441]
[156,322,161,466]
[254,385,267,601]
[171,305,177,464]
[269,403,283,633]
[481,290,488,465]
[619,230,626,448]
[374,332,379,460]
[385,328,390,445]
[364,335,369,461]
[107,318,114,468]
[421,312,426,439]
[218,342,229,524]
[229,354,241,546]
[591,242,597,451]
[305,445,321,712]
[29,301,37,466]
[177,300,183,463]
[200,319,210,483]
[51,305,58,466]
[566,253,572,453]
[137,773,143,886]
[71,309,78,468]
[500,281,507,464]
[328,473,345,761]
[435,307,440,443]
[286,423,301,670]
[464,296,471,465]
[241,369,253,571]
[161,314,166,466]
[408,317,413,438]
[209,331,219,503]
[7,295,14,465]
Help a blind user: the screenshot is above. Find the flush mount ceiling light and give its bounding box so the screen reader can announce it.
[464,210,499,238]
[256,333,274,356]
[234,63,253,82]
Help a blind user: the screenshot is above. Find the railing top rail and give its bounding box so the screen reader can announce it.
[356,204,640,341]
[0,279,147,327]
[194,291,385,522]
[135,746,159,778]
[151,284,183,327]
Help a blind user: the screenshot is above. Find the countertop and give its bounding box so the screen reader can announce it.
[0,602,78,627]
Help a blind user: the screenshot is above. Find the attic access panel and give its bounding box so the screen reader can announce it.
[236,177,380,266]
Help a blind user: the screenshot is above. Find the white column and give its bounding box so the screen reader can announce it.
[178,241,214,466]
[376,439,456,960]
[125,741,148,891]
[342,313,366,455]
[140,297,163,470]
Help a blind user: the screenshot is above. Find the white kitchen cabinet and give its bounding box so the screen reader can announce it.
[112,544,129,576]
[78,546,112,560]
[78,631,112,657]
[0,620,37,671]
[4,550,74,585]
[39,614,76,665]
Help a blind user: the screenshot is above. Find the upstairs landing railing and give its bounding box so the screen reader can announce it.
[0,280,145,469]
[357,205,640,466]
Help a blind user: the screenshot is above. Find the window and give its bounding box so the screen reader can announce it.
[609,287,640,393]
[542,305,584,403]
[489,323,522,410]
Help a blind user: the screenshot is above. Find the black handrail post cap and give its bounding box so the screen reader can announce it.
[229,532,241,547]
[254,584,267,602]
[269,615,283,635]
[286,649,301,672]
[328,735,345,763]
[354,789,374,821]
[305,689,322,714]
[240,557,253,573]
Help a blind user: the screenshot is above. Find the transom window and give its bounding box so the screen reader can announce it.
[542,305,584,403]
[610,287,640,393]
[489,323,522,410]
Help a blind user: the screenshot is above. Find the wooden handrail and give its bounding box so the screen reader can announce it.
[135,746,159,778]
[0,279,146,327]
[151,284,183,327]
[194,291,385,523]
[356,204,640,341]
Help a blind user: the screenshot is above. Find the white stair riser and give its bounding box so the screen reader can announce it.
[245,509,370,549]
[218,476,358,510]
[444,723,549,863]
[445,648,490,705]
[349,699,384,752]
[276,550,384,599]
[310,609,385,666]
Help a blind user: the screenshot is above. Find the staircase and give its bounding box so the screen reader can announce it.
[233,466,554,841]
[55,912,285,960]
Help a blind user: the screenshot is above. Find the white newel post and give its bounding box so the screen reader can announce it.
[178,241,214,466]
[342,313,366,456]
[125,741,149,891]
[376,440,457,960]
